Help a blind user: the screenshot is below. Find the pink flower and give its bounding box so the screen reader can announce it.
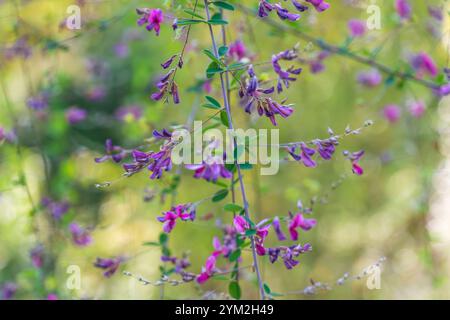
[47,293,58,300]
[383,104,402,123]
[288,213,317,241]
[408,100,426,118]
[395,0,411,20]
[157,204,195,233]
[233,215,249,233]
[137,8,164,36]
[348,19,366,37]
[229,40,247,61]
[410,52,438,78]
[196,255,217,284]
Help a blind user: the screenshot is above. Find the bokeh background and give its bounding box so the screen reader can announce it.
[1,0,450,299]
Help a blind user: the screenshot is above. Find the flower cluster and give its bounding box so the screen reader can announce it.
[197,237,224,284]
[287,136,338,168]
[94,257,124,278]
[41,197,70,220]
[234,216,271,256]
[69,223,92,247]
[240,66,294,126]
[258,0,329,20]
[157,204,196,233]
[136,8,164,36]
[272,47,302,93]
[151,55,182,104]
[343,150,365,176]
[95,139,128,163]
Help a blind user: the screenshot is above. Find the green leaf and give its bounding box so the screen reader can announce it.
[203,49,221,64]
[206,62,224,78]
[208,19,228,25]
[159,233,168,245]
[218,46,229,57]
[202,103,221,110]
[177,19,204,26]
[220,111,230,127]
[245,229,257,237]
[263,283,272,294]
[205,96,222,109]
[228,281,241,299]
[224,203,243,212]
[142,241,160,246]
[229,249,241,262]
[212,1,235,11]
[212,189,229,202]
[183,9,205,20]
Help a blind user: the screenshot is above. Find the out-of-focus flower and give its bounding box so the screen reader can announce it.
[86,86,106,101]
[41,197,70,220]
[383,104,402,123]
[272,216,287,241]
[4,37,32,60]
[348,19,366,37]
[228,40,247,61]
[114,42,129,58]
[47,293,58,300]
[410,52,438,78]
[30,245,44,268]
[428,6,443,22]
[115,105,143,122]
[1,283,17,300]
[94,257,124,278]
[137,8,164,36]
[69,223,92,247]
[309,51,329,74]
[408,100,426,118]
[395,0,411,21]
[95,139,127,163]
[306,0,330,12]
[357,69,382,87]
[65,106,87,125]
[27,93,49,110]
[161,253,191,273]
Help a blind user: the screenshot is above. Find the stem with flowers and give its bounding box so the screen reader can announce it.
[203,0,266,300]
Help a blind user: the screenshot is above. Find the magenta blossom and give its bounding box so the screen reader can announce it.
[69,223,92,247]
[306,0,330,12]
[348,19,366,37]
[288,213,317,241]
[137,8,164,36]
[30,245,44,268]
[344,150,365,176]
[197,254,217,284]
[65,106,87,125]
[410,52,438,78]
[395,0,411,21]
[408,100,426,118]
[383,104,402,123]
[94,257,124,278]
[157,204,196,233]
[47,293,58,300]
[233,216,271,256]
[228,40,247,61]
[357,69,382,87]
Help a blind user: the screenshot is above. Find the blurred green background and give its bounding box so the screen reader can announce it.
[0,0,449,299]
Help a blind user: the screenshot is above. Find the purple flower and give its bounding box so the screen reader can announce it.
[86,86,106,101]
[114,42,129,58]
[272,216,287,240]
[292,0,309,12]
[287,142,317,167]
[383,104,402,123]
[306,0,330,13]
[27,93,49,110]
[30,245,44,268]
[410,52,438,78]
[434,83,450,96]
[408,100,426,118]
[41,197,70,220]
[161,54,177,69]
[234,216,270,256]
[314,138,337,160]
[151,68,179,104]
[228,40,247,61]
[69,223,92,247]
[161,254,191,273]
[137,8,164,36]
[267,243,312,269]
[94,257,124,278]
[288,213,317,240]
[95,139,127,163]
[4,37,32,60]
[344,150,365,176]
[65,106,87,125]
[274,3,301,21]
[272,48,302,93]
[309,51,329,74]
[348,19,366,37]
[395,0,411,21]
[428,6,443,22]
[197,255,217,284]
[258,0,274,18]
[357,69,382,87]
[1,283,17,300]
[157,204,195,233]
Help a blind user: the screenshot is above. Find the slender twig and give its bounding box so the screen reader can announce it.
[203,0,265,300]
[234,3,439,90]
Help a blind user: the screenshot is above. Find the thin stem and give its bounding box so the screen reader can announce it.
[203,0,265,300]
[234,3,439,91]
